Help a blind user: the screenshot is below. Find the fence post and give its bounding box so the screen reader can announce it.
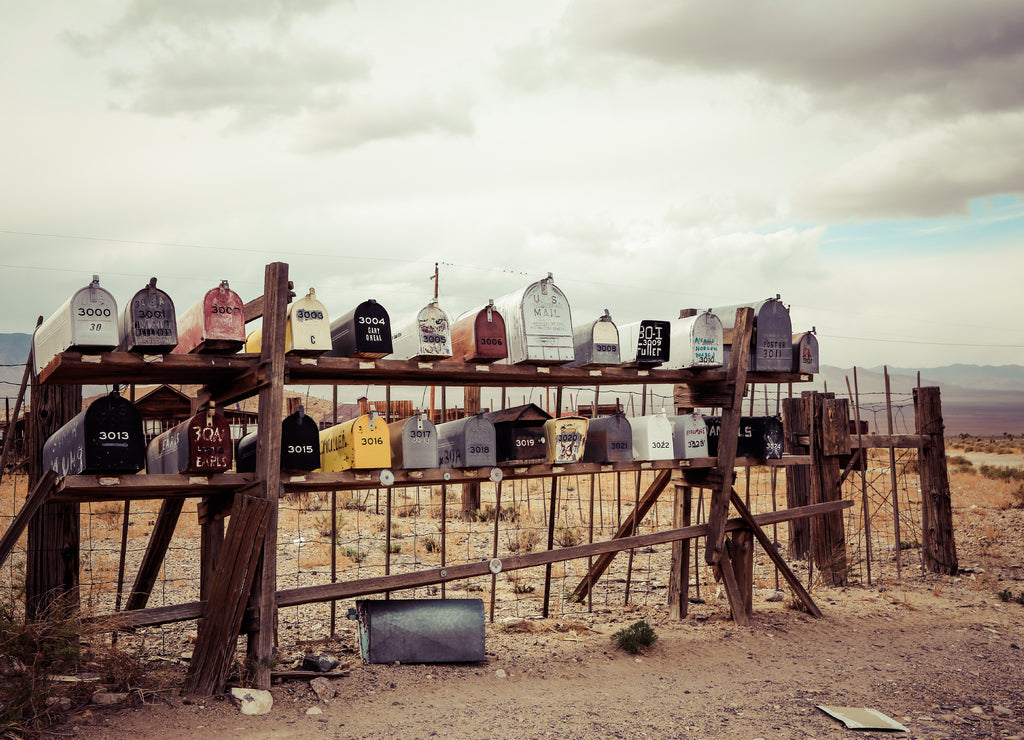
[914,387,958,574]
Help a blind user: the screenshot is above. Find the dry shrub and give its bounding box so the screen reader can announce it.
[299,542,333,568]
[554,526,583,548]
[506,528,541,553]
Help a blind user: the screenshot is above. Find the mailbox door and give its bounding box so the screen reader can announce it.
[751,299,792,371]
[669,312,723,369]
[628,320,671,366]
[69,281,120,350]
[351,415,391,469]
[630,415,674,461]
[319,423,350,472]
[414,303,453,360]
[793,332,819,374]
[185,409,233,473]
[286,289,331,355]
[122,281,177,353]
[330,300,393,358]
[582,414,633,463]
[544,417,588,464]
[174,281,245,353]
[570,315,620,367]
[399,415,439,469]
[281,411,322,471]
[469,305,507,362]
[461,416,496,466]
[670,414,708,459]
[520,281,574,363]
[494,424,546,463]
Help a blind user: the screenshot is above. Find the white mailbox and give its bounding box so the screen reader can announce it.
[670,413,709,459]
[34,275,120,375]
[628,412,674,461]
[391,300,453,361]
[666,310,723,369]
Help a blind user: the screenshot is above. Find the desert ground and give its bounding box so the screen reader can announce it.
[3,440,1023,739]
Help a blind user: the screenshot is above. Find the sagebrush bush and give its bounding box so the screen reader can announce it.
[610,620,657,654]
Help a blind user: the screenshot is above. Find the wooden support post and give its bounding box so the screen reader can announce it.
[461,386,482,521]
[883,366,902,577]
[489,480,502,622]
[247,262,289,689]
[731,529,754,619]
[667,483,692,619]
[26,349,81,621]
[542,387,563,618]
[782,396,811,559]
[804,392,849,586]
[849,369,872,585]
[914,387,958,575]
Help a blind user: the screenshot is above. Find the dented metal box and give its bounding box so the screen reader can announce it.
[354,599,485,664]
[619,320,672,367]
[666,310,723,369]
[792,331,819,374]
[33,275,120,375]
[319,413,391,471]
[119,278,177,354]
[173,280,246,354]
[327,299,393,359]
[449,300,508,363]
[714,296,793,372]
[436,414,497,468]
[704,415,784,460]
[388,414,439,469]
[628,413,675,461]
[390,300,453,361]
[669,413,709,459]
[245,288,331,356]
[236,407,320,474]
[493,273,574,365]
[582,412,633,463]
[485,404,550,463]
[42,391,145,476]
[544,416,588,464]
[568,310,620,367]
[146,406,233,475]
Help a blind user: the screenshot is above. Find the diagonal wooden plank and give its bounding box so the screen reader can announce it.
[570,469,673,601]
[729,488,822,617]
[0,470,58,570]
[716,545,748,626]
[125,498,185,611]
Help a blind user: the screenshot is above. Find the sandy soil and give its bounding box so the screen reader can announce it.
[62,503,1024,740]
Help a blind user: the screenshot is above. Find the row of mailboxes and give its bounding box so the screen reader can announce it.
[147,407,234,475]
[704,416,785,460]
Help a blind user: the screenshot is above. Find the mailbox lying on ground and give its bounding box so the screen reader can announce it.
[327,299,393,359]
[436,414,497,468]
[567,310,621,367]
[390,300,453,361]
[449,300,507,363]
[43,391,145,476]
[119,278,177,354]
[388,414,439,469]
[173,280,246,355]
[493,273,574,365]
[147,406,233,475]
[319,412,391,471]
[582,412,633,463]
[352,599,485,664]
[34,275,120,375]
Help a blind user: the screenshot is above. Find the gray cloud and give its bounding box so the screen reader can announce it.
[559,0,1024,116]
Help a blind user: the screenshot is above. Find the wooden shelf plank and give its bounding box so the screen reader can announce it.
[38,352,260,386]
[51,473,254,502]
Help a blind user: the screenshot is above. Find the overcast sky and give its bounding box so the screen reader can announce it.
[2,0,1023,373]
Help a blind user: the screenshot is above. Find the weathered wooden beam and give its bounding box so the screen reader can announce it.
[39,351,260,387]
[914,387,958,575]
[125,498,185,612]
[0,470,57,570]
[51,473,254,502]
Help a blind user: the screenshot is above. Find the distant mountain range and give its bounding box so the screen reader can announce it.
[1,332,1020,435]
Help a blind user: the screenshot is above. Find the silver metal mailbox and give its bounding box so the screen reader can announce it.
[713,295,793,372]
[354,599,485,664]
[119,278,177,354]
[42,391,145,476]
[173,280,246,355]
[327,299,393,359]
[436,414,497,468]
[628,412,674,461]
[485,403,550,463]
[390,300,453,361]
[792,330,819,374]
[665,310,723,369]
[33,275,120,375]
[669,413,709,459]
[493,273,574,365]
[568,310,620,367]
[388,414,439,469]
[582,412,633,463]
[619,320,672,367]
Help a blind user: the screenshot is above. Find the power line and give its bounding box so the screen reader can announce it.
[817,333,1024,349]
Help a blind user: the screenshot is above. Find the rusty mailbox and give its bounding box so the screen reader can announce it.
[568,310,621,368]
[666,310,723,369]
[628,412,675,461]
[119,277,177,354]
[33,275,120,375]
[619,320,672,367]
[669,413,709,459]
[792,330,819,374]
[493,273,574,365]
[245,288,331,356]
[582,412,633,463]
[704,415,784,460]
[173,280,245,354]
[236,407,320,474]
[388,414,439,470]
[319,412,392,471]
[436,414,497,468]
[390,300,453,361]
[485,403,550,463]
[544,416,588,464]
[714,296,793,372]
[327,299,393,359]
[42,391,145,476]
[146,405,233,475]
[449,300,508,363]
